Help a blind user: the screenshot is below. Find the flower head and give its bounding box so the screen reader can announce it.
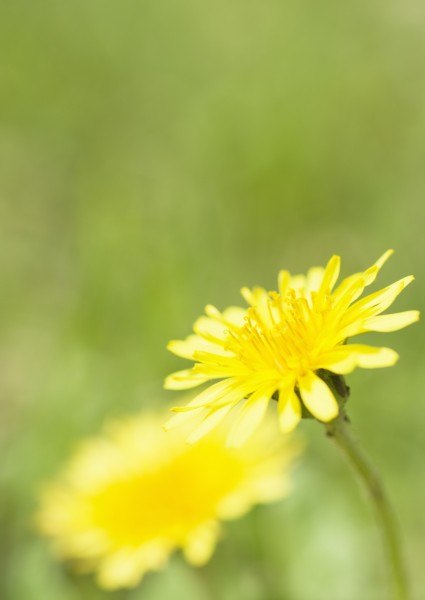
[36,411,298,589]
[165,250,419,443]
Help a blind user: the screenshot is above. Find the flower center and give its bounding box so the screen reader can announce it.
[229,290,337,378]
[88,442,245,547]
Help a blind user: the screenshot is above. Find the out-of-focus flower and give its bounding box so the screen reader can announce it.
[36,411,299,589]
[165,250,419,444]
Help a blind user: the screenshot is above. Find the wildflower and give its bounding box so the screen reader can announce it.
[36,411,298,589]
[165,250,418,443]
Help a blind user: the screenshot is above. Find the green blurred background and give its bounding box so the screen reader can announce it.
[0,1,424,599]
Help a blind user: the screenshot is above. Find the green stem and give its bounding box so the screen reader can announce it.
[326,414,409,600]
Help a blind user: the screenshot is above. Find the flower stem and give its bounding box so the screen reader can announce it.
[326,414,409,600]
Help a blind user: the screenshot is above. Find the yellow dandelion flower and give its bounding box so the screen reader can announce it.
[165,250,419,443]
[36,411,298,590]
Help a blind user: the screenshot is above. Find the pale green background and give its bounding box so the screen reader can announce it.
[0,1,424,599]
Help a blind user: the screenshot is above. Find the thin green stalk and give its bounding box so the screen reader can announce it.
[326,414,409,600]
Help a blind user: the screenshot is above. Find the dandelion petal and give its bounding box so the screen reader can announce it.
[164,370,208,390]
[320,345,399,374]
[228,388,273,447]
[363,310,420,333]
[278,389,302,433]
[299,372,339,422]
[187,404,236,443]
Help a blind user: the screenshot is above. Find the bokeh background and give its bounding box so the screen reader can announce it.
[1,1,424,599]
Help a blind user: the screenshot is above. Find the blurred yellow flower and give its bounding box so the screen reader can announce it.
[165,250,419,443]
[36,411,298,590]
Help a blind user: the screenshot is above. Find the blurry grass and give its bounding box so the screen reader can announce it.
[0,0,424,598]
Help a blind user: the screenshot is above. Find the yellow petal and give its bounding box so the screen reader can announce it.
[170,378,253,412]
[163,394,208,430]
[347,276,414,320]
[164,370,209,390]
[192,363,247,378]
[319,255,341,294]
[187,404,235,443]
[337,309,420,340]
[319,345,399,374]
[193,316,227,342]
[241,287,274,327]
[298,372,339,422]
[306,266,325,294]
[332,273,368,309]
[167,336,203,360]
[193,351,239,367]
[221,306,247,327]
[350,345,399,368]
[316,350,358,374]
[278,270,291,296]
[183,523,220,566]
[240,286,269,307]
[354,249,393,289]
[163,406,205,431]
[98,546,166,589]
[205,304,246,329]
[374,248,394,270]
[227,388,273,447]
[289,274,307,293]
[278,389,302,433]
[363,310,420,332]
[332,250,394,306]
